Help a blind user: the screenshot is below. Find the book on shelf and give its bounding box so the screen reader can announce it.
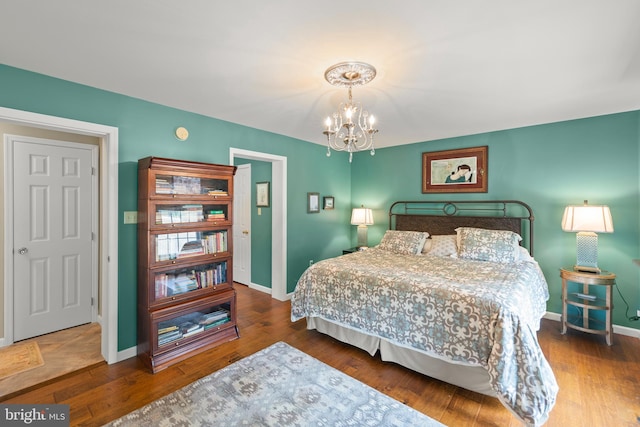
[178,240,204,258]
[203,317,230,329]
[205,210,226,221]
[167,273,198,294]
[155,178,173,194]
[157,325,179,334]
[204,231,227,254]
[198,310,229,325]
[182,325,204,338]
[158,330,182,345]
[179,321,204,338]
[180,321,201,333]
[155,274,168,298]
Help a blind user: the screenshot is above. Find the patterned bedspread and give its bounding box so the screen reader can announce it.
[291,248,558,426]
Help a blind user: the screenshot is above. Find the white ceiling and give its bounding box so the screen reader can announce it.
[2,1,640,148]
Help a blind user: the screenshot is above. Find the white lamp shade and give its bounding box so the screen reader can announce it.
[561,204,613,233]
[351,208,374,226]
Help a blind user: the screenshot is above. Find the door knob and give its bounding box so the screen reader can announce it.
[18,247,28,255]
[242,230,249,235]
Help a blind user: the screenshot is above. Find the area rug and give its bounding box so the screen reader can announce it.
[0,341,44,380]
[105,341,445,426]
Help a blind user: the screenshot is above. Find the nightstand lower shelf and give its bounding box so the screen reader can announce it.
[564,314,608,336]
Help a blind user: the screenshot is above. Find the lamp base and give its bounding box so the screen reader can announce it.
[575,231,600,274]
[356,225,368,248]
[573,265,601,274]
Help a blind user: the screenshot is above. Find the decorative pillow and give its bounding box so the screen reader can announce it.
[377,230,429,255]
[425,235,458,257]
[456,227,522,263]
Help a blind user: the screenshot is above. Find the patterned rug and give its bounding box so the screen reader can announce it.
[0,341,44,380]
[105,342,445,426]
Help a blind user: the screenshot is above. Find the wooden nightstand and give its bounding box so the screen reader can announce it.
[560,267,615,345]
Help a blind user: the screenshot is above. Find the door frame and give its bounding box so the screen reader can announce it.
[7,135,99,340]
[1,106,119,364]
[229,148,288,301]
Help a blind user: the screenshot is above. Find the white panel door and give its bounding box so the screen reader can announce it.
[12,136,95,341]
[233,164,251,285]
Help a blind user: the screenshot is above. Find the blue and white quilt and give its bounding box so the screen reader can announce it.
[291,248,558,426]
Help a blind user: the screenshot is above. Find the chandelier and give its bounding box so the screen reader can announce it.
[322,61,379,163]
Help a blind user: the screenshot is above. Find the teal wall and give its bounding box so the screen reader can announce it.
[351,112,640,329]
[1,64,638,353]
[0,64,351,350]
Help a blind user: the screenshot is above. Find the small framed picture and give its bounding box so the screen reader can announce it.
[307,192,320,213]
[323,196,334,210]
[256,182,270,207]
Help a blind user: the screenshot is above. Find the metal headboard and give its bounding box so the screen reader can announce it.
[388,200,535,255]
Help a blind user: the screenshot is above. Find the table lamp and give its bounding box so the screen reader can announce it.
[561,200,613,273]
[351,206,374,248]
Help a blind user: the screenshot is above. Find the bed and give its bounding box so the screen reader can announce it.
[291,200,558,426]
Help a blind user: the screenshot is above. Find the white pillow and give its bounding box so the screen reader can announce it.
[517,246,535,262]
[378,230,429,255]
[456,227,522,263]
[421,238,433,254]
[424,235,458,257]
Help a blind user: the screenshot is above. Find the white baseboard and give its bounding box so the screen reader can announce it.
[117,346,137,362]
[248,282,272,294]
[543,312,640,339]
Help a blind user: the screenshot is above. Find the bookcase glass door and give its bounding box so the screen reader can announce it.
[155,230,229,262]
[155,174,229,197]
[153,261,229,301]
[154,203,229,226]
[156,302,232,349]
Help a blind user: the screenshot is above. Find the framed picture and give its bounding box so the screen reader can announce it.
[422,146,488,193]
[307,192,320,213]
[323,196,334,210]
[256,182,270,207]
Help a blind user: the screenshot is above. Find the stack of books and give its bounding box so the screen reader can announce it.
[158,325,181,345]
[198,310,230,329]
[155,178,174,194]
[179,321,204,338]
[205,210,225,221]
[167,273,199,294]
[178,240,205,258]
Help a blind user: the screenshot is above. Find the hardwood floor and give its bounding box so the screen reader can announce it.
[0,322,104,401]
[2,283,639,426]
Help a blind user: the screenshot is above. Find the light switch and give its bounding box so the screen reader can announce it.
[124,211,138,224]
[258,208,262,216]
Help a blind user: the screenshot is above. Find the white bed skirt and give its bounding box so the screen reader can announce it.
[307,317,495,397]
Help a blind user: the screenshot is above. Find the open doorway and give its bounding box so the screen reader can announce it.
[229,148,288,301]
[1,107,119,364]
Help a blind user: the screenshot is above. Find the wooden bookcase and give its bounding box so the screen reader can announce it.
[137,156,239,373]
